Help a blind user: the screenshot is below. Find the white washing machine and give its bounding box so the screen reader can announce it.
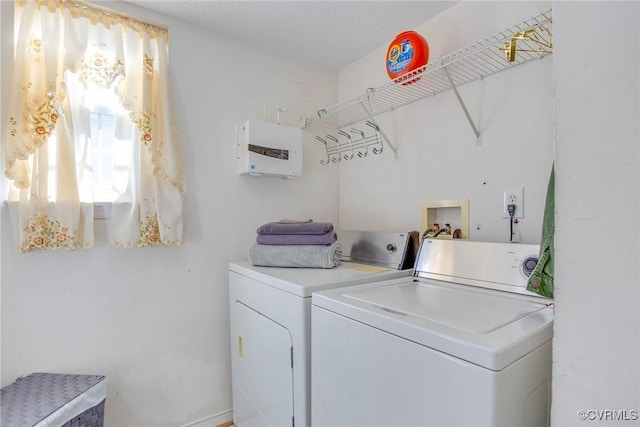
[312,239,554,427]
[229,230,419,427]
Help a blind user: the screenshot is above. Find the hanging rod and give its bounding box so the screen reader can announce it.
[359,91,398,156]
[315,121,385,165]
[304,9,553,132]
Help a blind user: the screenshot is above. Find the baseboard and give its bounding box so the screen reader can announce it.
[181,409,233,427]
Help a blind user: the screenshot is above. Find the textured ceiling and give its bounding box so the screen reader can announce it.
[124,1,456,70]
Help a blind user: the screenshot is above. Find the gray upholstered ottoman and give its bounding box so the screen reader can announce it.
[0,373,106,427]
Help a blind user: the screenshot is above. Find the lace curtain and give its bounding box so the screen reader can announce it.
[4,0,185,253]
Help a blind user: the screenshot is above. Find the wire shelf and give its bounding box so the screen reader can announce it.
[305,9,552,129]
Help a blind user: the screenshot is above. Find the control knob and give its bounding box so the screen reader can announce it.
[522,256,538,277]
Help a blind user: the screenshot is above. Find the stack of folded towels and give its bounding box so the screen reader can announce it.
[248,219,342,269]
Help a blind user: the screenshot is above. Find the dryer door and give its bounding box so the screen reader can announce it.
[232,301,294,426]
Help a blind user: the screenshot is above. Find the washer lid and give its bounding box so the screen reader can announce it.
[313,277,554,370]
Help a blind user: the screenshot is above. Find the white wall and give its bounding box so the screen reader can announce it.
[336,1,554,243]
[553,2,640,425]
[3,1,638,426]
[0,2,338,426]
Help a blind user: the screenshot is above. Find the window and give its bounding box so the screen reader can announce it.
[79,84,131,206]
[88,107,118,201]
[46,85,130,207]
[4,0,185,252]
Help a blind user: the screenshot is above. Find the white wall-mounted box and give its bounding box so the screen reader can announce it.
[236,120,302,178]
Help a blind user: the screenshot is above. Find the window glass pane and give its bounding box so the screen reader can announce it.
[99,154,113,186]
[88,106,119,201]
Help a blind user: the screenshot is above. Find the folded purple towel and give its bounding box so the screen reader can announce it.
[256,231,338,246]
[257,221,334,235]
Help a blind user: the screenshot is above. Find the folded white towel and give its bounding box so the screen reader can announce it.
[248,242,342,269]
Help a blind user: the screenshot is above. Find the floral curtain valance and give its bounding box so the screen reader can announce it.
[4,0,185,253]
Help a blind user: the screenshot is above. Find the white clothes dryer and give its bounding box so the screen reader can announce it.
[229,230,418,427]
[312,239,554,427]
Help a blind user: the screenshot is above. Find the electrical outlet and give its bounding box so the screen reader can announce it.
[503,187,524,218]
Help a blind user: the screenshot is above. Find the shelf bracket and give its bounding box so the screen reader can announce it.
[359,91,398,157]
[443,67,482,146]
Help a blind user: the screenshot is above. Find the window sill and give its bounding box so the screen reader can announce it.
[94,202,112,220]
[3,201,112,220]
